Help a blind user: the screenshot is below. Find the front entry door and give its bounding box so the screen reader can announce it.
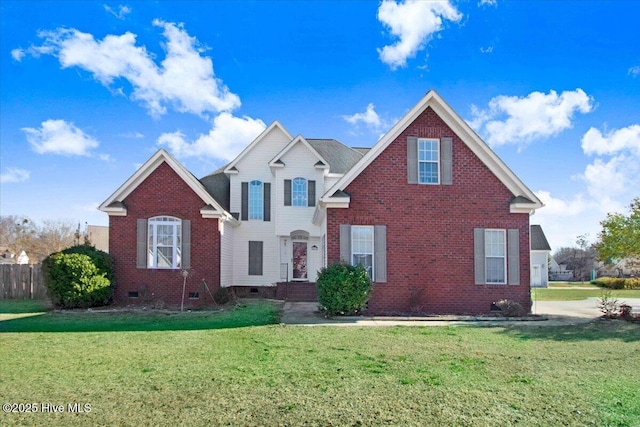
[292,241,308,280]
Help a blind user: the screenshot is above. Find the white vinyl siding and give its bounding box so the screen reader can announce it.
[147,216,182,269]
[220,220,234,287]
[485,229,506,284]
[351,226,374,280]
[418,138,440,184]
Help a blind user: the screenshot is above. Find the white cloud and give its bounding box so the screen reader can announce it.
[11,48,26,61]
[581,124,640,156]
[119,131,145,139]
[103,4,131,20]
[22,119,99,156]
[157,112,266,161]
[26,20,240,117]
[342,103,394,135]
[480,45,494,54]
[377,0,462,70]
[469,89,595,147]
[0,168,31,184]
[479,0,498,6]
[628,66,640,77]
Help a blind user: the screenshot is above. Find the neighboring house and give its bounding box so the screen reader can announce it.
[0,248,29,265]
[549,258,573,281]
[16,250,30,265]
[99,90,543,314]
[530,225,551,288]
[86,225,109,253]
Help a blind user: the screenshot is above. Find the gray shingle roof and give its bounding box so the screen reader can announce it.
[199,169,230,212]
[531,225,551,251]
[307,139,364,174]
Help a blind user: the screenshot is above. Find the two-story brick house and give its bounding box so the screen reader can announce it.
[99,90,543,314]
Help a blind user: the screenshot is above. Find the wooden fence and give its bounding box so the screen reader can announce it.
[0,264,48,299]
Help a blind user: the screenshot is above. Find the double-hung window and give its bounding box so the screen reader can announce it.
[248,180,263,220]
[292,177,308,207]
[484,229,506,284]
[148,216,182,269]
[418,138,440,184]
[351,226,374,280]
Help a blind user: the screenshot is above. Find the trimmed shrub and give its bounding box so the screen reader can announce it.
[495,299,524,317]
[61,245,114,282]
[592,277,640,290]
[317,262,372,316]
[213,287,234,305]
[43,246,114,309]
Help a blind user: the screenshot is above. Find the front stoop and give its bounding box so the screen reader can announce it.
[276,282,317,302]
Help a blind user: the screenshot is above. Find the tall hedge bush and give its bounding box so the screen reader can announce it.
[317,262,372,316]
[42,245,114,308]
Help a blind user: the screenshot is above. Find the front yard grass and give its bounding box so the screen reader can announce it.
[1,300,639,426]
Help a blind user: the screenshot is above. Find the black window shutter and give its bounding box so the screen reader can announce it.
[241,182,248,221]
[248,241,263,275]
[284,179,292,206]
[308,180,316,207]
[263,183,271,221]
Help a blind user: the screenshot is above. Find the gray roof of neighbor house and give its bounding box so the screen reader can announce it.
[531,225,551,251]
[307,139,364,174]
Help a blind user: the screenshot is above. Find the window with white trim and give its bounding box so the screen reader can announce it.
[351,226,374,280]
[249,180,263,220]
[148,216,182,269]
[485,229,506,284]
[292,177,307,207]
[418,138,440,184]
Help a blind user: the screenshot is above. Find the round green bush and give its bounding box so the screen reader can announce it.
[42,246,114,309]
[317,262,372,316]
[61,245,114,282]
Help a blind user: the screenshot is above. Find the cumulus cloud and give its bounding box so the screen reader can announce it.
[11,48,26,61]
[342,103,394,135]
[157,112,266,161]
[23,20,240,117]
[0,168,31,184]
[581,124,640,156]
[22,119,99,156]
[104,4,131,19]
[377,0,462,70]
[469,89,595,147]
[628,66,640,77]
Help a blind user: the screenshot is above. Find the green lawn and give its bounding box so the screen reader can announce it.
[1,301,639,426]
[532,288,640,301]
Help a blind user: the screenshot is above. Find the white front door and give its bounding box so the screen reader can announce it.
[292,241,308,280]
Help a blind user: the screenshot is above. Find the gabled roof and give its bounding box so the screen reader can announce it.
[268,135,329,170]
[307,139,364,174]
[224,121,293,174]
[531,225,552,251]
[322,90,543,213]
[99,149,231,220]
[199,168,230,212]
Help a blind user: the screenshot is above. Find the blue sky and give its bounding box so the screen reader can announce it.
[1,0,639,251]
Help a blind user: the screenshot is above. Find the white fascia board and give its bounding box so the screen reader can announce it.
[102,206,127,216]
[325,89,543,212]
[99,149,229,218]
[510,204,540,214]
[224,121,293,174]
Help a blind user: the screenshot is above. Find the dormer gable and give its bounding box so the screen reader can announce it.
[224,121,293,175]
[269,135,330,172]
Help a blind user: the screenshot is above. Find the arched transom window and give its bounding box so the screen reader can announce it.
[292,177,307,207]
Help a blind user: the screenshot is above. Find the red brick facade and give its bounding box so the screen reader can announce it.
[327,107,531,315]
[108,162,221,308]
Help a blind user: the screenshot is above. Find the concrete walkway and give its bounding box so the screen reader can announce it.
[281,298,640,327]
